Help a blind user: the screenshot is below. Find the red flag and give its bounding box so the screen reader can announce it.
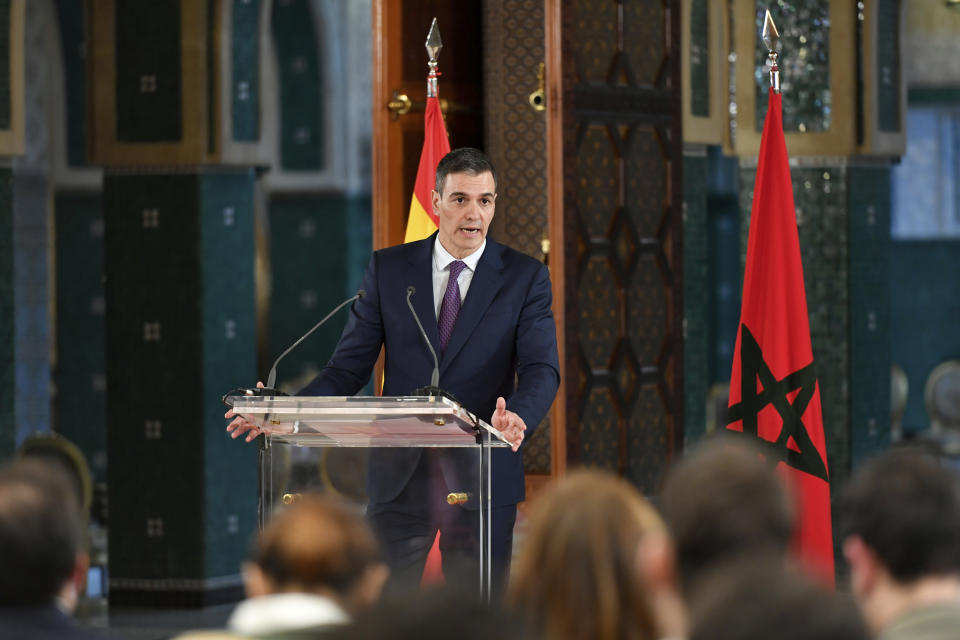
[404,96,451,243]
[406,91,451,587]
[726,89,835,584]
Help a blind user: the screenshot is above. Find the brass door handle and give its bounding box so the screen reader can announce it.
[387,90,412,119]
[529,61,546,111]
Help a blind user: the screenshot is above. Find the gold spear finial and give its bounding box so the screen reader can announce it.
[426,17,442,62]
[762,10,782,93]
[426,18,442,98]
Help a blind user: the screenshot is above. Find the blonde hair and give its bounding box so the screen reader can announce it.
[509,470,665,640]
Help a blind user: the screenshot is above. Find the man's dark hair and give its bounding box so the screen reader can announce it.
[434,147,498,195]
[659,434,794,594]
[0,459,82,605]
[689,560,869,640]
[342,588,523,640]
[837,448,960,583]
[251,493,382,595]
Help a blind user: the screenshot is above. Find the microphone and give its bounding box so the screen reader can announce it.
[264,290,366,391]
[405,286,440,390]
[405,286,478,439]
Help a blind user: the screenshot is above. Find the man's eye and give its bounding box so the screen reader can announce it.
[481,199,490,205]
[455,197,465,204]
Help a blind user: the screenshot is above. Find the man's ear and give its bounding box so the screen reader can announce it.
[58,551,90,614]
[242,562,272,598]
[636,532,677,591]
[843,535,878,598]
[432,189,441,215]
[72,551,90,594]
[636,532,687,639]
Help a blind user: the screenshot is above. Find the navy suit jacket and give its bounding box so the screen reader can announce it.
[300,233,559,507]
[0,605,113,640]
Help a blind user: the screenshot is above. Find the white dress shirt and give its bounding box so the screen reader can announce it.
[227,592,349,636]
[432,237,486,320]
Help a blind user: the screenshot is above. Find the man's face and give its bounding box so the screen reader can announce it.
[432,171,497,259]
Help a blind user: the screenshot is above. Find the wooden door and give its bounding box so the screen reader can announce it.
[548,0,685,491]
[371,0,485,251]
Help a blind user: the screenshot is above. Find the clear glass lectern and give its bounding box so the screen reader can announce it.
[227,394,510,598]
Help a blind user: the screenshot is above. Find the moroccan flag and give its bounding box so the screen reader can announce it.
[403,95,451,243]
[725,88,835,584]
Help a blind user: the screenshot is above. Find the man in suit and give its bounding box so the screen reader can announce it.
[0,459,111,639]
[839,449,960,640]
[228,148,559,590]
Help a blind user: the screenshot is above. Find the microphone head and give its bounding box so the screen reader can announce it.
[356,289,366,299]
[407,286,416,296]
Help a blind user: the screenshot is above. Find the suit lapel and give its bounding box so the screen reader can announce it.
[407,234,441,356]
[440,240,505,375]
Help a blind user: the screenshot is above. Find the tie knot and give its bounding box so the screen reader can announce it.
[449,260,466,279]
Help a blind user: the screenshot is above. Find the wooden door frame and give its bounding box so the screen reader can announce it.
[545,0,567,479]
[371,0,405,252]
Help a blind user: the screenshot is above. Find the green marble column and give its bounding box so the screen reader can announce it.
[683,148,709,445]
[848,166,891,465]
[104,171,257,605]
[86,0,267,604]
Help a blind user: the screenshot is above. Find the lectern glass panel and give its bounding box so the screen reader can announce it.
[228,395,508,599]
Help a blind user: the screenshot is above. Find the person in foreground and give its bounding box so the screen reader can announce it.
[688,560,868,640]
[179,493,387,639]
[227,148,560,590]
[838,448,960,640]
[0,459,109,640]
[658,434,794,596]
[342,587,523,640]
[508,470,686,640]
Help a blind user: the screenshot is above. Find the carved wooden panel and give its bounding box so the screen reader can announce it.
[561,0,683,493]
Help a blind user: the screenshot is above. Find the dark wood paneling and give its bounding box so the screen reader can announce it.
[560,0,683,492]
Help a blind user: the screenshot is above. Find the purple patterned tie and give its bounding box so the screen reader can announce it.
[438,260,466,352]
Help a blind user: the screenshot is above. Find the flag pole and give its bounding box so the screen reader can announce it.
[426,18,443,98]
[402,17,451,244]
[762,10,781,93]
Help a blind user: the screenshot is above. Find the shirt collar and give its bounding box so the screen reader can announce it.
[434,236,486,273]
[228,592,350,635]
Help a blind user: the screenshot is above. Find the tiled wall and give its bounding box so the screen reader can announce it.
[684,150,708,444]
[104,172,257,602]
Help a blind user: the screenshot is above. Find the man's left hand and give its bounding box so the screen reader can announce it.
[491,396,526,452]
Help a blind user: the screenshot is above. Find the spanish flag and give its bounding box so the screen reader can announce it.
[409,91,451,586]
[403,95,450,243]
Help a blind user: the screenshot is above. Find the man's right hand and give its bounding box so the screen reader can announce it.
[224,381,265,443]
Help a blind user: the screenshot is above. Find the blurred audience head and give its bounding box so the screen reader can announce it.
[509,469,684,640]
[342,587,522,640]
[659,434,794,594]
[689,560,869,640]
[244,493,387,616]
[0,458,85,608]
[18,433,93,517]
[838,448,960,633]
